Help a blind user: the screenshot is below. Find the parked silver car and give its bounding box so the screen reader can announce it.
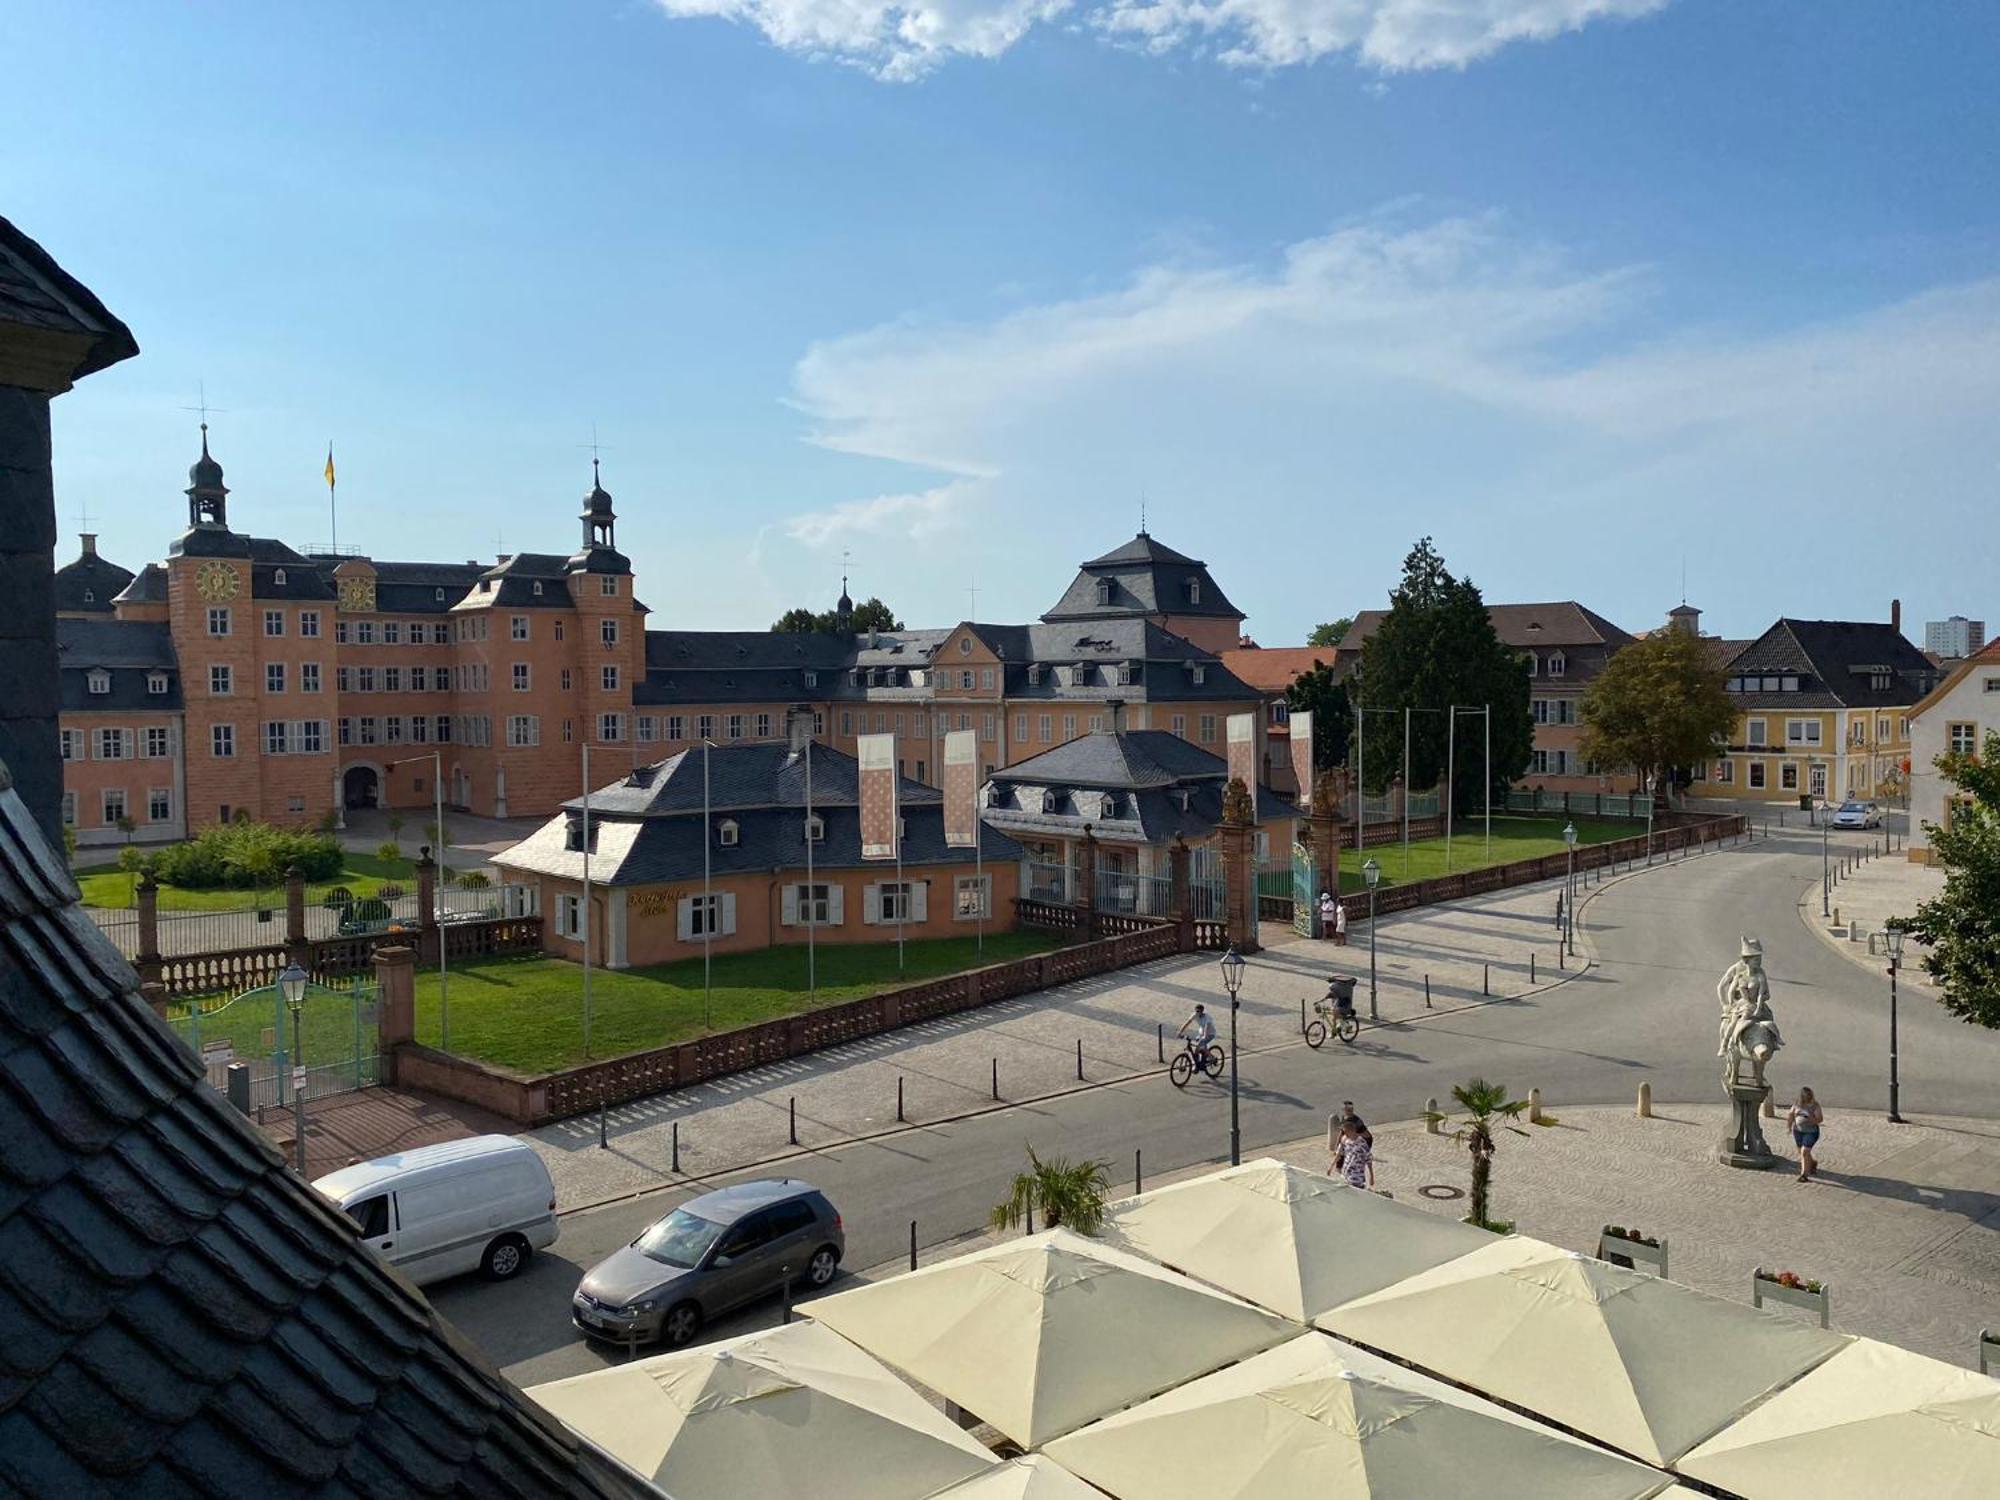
[572,1179,844,1348]
[1831,800,1883,829]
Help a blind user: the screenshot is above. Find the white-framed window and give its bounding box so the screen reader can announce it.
[667,714,685,741]
[804,670,818,689]
[1947,722,1978,756]
[148,787,171,822]
[300,610,320,637]
[359,716,378,745]
[1745,717,1767,747]
[431,621,449,644]
[783,882,840,927]
[147,671,168,695]
[1716,758,1735,785]
[383,666,401,692]
[299,720,324,753]
[601,617,619,645]
[983,713,997,742]
[867,881,923,924]
[334,620,349,644]
[555,893,584,939]
[1748,760,1766,790]
[264,609,284,637]
[338,718,352,746]
[411,716,429,744]
[1526,654,1538,678]
[1784,718,1821,745]
[101,788,126,824]
[266,663,285,694]
[601,665,619,692]
[1779,762,1799,790]
[1548,652,1566,678]
[532,581,544,597]
[960,669,974,690]
[300,662,321,693]
[717,818,740,847]
[756,712,772,739]
[59,729,82,761]
[206,607,230,637]
[144,726,170,758]
[813,710,826,736]
[385,715,404,744]
[679,892,734,940]
[95,727,129,760]
[506,714,540,748]
[599,712,623,741]
[1014,714,1028,741]
[1186,577,1201,604]
[560,668,572,691]
[1171,713,1186,736]
[86,669,110,696]
[954,875,990,920]
[513,662,530,691]
[265,721,290,755]
[1199,714,1217,744]
[697,713,715,741]
[60,792,76,827]
[511,615,529,641]
[356,620,376,645]
[356,666,377,693]
[980,668,995,690]
[805,813,825,843]
[727,714,744,740]
[599,574,618,596]
[208,664,232,696]
[211,724,235,758]
[383,621,401,645]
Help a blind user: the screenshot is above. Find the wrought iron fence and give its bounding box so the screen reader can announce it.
[1024,860,1072,904]
[1096,869,1173,917]
[167,976,381,1112]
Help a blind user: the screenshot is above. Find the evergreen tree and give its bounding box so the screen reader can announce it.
[1307,617,1353,649]
[1284,661,1353,772]
[1352,538,1532,810]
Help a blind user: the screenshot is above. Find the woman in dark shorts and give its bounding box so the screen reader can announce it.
[1786,1086,1824,1182]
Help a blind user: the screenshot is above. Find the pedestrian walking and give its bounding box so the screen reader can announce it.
[1786,1086,1825,1182]
[1338,1100,1373,1147]
[1333,1118,1375,1190]
[1333,898,1348,947]
[1318,889,1338,941]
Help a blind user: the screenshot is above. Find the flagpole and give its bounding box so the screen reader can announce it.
[581,743,593,1060]
[805,732,816,1001]
[325,443,337,553]
[895,735,905,974]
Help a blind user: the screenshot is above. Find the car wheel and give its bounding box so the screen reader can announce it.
[661,1301,703,1348]
[806,1245,840,1288]
[482,1234,530,1281]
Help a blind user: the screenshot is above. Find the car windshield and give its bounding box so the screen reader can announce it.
[635,1208,726,1268]
[1839,803,1863,813]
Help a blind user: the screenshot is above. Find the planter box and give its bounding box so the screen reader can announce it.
[1753,1270,1831,1328]
[1597,1230,1668,1279]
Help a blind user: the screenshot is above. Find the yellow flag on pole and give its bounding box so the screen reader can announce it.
[324,445,335,488]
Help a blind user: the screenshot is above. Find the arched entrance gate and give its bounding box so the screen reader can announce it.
[167,975,380,1113]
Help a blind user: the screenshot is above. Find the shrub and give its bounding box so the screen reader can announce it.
[349,896,392,926]
[322,886,355,912]
[375,840,402,866]
[153,822,344,890]
[458,870,491,889]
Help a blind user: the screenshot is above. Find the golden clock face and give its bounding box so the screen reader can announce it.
[337,575,377,612]
[193,559,240,602]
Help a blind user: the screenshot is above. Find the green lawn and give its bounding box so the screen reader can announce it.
[78,850,430,911]
[164,980,379,1070]
[1318,815,1640,895]
[409,932,1067,1073]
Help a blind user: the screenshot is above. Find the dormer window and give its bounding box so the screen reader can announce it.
[273,568,287,586]
[804,670,818,688]
[1185,577,1201,604]
[848,669,860,687]
[86,669,110,696]
[147,672,168,695]
[82,589,94,603]
[1028,664,1043,686]
[1176,789,1192,813]
[1040,789,1059,814]
[1095,577,1114,606]
[435,587,446,602]
[718,819,740,848]
[1526,654,1539,677]
[1191,665,1205,685]
[805,815,825,843]
[1117,662,1135,685]
[532,581,544,597]
[1548,652,1566,679]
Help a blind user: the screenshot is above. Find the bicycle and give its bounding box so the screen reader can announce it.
[1304,997,1361,1049]
[1168,1037,1226,1088]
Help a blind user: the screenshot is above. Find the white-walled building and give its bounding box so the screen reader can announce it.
[1907,638,2000,862]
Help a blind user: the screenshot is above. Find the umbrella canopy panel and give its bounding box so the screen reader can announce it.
[1320,1237,1847,1466]
[1044,1331,1672,1500]
[807,1228,1296,1448]
[1099,1159,1493,1322]
[1678,1337,2000,1499]
[526,1319,996,1500]
[924,1453,1110,1498]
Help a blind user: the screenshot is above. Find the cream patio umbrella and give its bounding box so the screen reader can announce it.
[806,1227,1295,1448]
[1319,1237,1847,1467]
[923,1454,1109,1498]
[1099,1158,1493,1321]
[525,1319,996,1500]
[1678,1337,2000,1497]
[1044,1331,1673,1500]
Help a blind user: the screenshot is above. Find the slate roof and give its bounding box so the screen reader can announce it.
[495,743,1018,885]
[53,546,134,616]
[461,554,576,610]
[310,559,488,616]
[989,730,1242,791]
[981,732,1296,843]
[112,565,167,607]
[0,762,658,1498]
[1726,619,1941,709]
[1345,600,1633,653]
[0,215,139,381]
[56,619,181,711]
[1042,532,1244,625]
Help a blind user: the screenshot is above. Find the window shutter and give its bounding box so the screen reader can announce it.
[827,884,845,926]
[910,882,928,923]
[863,884,880,926]
[781,885,798,926]
[720,892,737,936]
[677,897,693,941]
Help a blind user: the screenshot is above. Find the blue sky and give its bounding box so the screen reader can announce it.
[5,0,1996,643]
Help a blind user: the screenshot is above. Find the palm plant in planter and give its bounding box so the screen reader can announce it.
[1425,1078,1529,1233]
[991,1146,1110,1236]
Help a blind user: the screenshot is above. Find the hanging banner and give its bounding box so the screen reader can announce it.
[1226,711,1257,793]
[1289,708,1314,809]
[943,729,979,848]
[858,732,900,860]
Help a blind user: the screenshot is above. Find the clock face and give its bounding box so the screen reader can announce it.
[193,560,240,602]
[337,575,376,612]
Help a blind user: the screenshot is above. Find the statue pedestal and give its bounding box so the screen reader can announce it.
[1720,1079,1779,1169]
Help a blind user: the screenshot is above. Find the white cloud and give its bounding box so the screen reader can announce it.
[783,481,972,547]
[651,0,1666,79]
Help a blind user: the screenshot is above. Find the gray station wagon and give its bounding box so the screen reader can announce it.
[572,1179,845,1348]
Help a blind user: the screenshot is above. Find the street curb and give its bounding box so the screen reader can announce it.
[1794,875,1936,995]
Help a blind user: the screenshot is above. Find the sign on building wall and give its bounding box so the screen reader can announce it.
[942,728,979,848]
[1289,709,1314,808]
[1226,712,1257,792]
[858,732,900,860]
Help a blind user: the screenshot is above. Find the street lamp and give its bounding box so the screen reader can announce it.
[1562,821,1578,958]
[1361,858,1381,1021]
[1886,926,1907,1124]
[1219,945,1246,1166]
[278,961,309,1174]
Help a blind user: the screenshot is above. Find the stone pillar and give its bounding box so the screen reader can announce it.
[1309,770,1344,916]
[1076,826,1100,941]
[284,864,308,966]
[1168,835,1193,951]
[1219,777,1259,954]
[135,870,163,989]
[374,943,417,1081]
[416,845,438,963]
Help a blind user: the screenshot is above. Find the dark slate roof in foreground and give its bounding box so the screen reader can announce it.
[0,215,139,381]
[0,763,659,1498]
[562,741,943,817]
[111,563,168,606]
[980,730,1297,841]
[989,730,1238,791]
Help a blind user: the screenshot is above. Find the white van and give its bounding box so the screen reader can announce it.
[314,1135,559,1286]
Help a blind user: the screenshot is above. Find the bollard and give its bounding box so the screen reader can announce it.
[1528,1086,1544,1124]
[1425,1096,1441,1134]
[598,1093,608,1150]
[1157,1024,1164,1064]
[992,1057,1000,1101]
[1483,963,1490,997]
[781,1268,794,1324]
[789,1095,798,1146]
[897,1075,905,1123]
[671,1119,680,1173]
[909,1220,918,1271]
[1135,1148,1143,1194]
[1534,952,1540,982]
[1301,996,1308,1035]
[1637,1081,1652,1118]
[1424,973,1432,1008]
[1076,1038,1084,1082]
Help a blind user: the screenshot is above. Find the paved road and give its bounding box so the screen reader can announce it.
[436,823,2000,1387]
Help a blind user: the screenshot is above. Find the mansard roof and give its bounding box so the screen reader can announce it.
[56,619,181,710]
[981,731,1296,843]
[1042,532,1244,625]
[0,763,654,1498]
[111,563,167,606]
[53,546,133,615]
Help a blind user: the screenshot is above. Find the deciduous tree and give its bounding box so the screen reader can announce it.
[1285,661,1352,772]
[770,598,904,634]
[1579,628,1736,793]
[1906,731,2000,1026]
[1307,617,1353,649]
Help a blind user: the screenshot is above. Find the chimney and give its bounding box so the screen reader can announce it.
[79,533,97,558]
[1891,598,1902,634]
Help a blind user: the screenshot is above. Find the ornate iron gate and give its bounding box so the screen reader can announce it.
[168,977,380,1113]
[1292,840,1319,938]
